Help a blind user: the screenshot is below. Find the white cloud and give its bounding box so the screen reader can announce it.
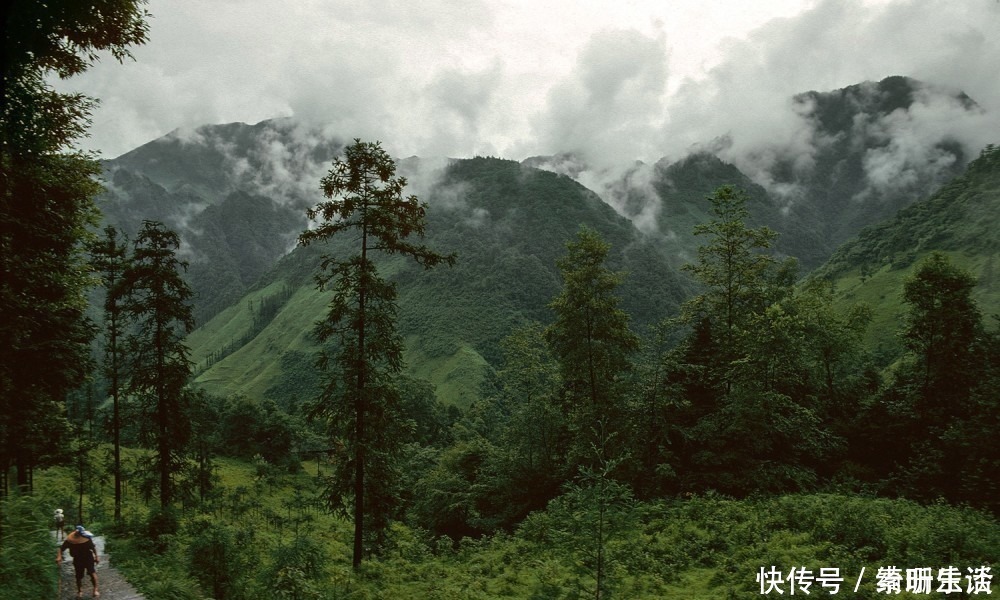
[855,83,993,200]
[650,0,1000,199]
[534,27,669,165]
[50,0,999,168]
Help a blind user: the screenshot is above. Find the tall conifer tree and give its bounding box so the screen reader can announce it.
[299,139,453,568]
[546,226,639,468]
[122,220,194,508]
[89,225,130,522]
[1,0,149,497]
[887,252,986,499]
[672,186,844,494]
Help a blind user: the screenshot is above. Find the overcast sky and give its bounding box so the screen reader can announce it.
[58,0,1000,164]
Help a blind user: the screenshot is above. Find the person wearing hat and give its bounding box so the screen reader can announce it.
[57,525,100,598]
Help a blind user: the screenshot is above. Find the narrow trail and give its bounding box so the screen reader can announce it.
[55,534,145,600]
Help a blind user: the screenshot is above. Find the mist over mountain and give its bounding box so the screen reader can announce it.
[92,76,994,403]
[182,154,694,406]
[765,76,979,261]
[97,119,343,322]
[529,76,984,270]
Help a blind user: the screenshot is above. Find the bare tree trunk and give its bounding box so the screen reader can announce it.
[353,226,369,570]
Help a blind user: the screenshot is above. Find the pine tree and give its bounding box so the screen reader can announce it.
[89,225,130,522]
[473,322,566,526]
[496,323,564,478]
[298,139,454,568]
[551,435,635,600]
[886,252,987,499]
[671,186,848,494]
[901,252,982,414]
[122,220,194,508]
[681,185,780,369]
[1,0,149,501]
[546,226,639,469]
[0,153,98,491]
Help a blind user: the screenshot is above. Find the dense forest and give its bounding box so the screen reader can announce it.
[2,2,999,599]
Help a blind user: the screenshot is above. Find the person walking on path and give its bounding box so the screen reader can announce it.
[54,509,65,541]
[57,525,100,598]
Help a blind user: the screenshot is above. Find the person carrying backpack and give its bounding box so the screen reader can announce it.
[54,509,65,540]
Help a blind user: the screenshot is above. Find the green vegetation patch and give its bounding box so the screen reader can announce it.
[192,282,328,399]
[403,335,491,410]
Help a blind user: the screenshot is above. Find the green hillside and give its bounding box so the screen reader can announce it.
[187,141,1000,408]
[817,144,1000,353]
[187,157,692,407]
[95,79,991,408]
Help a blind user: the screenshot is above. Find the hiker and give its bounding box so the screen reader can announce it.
[54,509,65,540]
[57,525,100,599]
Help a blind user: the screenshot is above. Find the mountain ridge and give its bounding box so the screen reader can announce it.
[526,76,981,271]
[90,76,995,404]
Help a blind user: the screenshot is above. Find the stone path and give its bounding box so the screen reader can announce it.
[56,534,145,600]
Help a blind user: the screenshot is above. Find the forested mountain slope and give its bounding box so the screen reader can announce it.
[186,157,692,406]
[815,143,1000,354]
[97,77,982,326]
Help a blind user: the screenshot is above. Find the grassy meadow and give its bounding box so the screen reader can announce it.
[4,447,997,599]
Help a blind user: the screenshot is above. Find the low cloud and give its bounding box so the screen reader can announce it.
[55,0,998,221]
[535,27,669,167]
[418,61,505,157]
[167,119,342,210]
[854,83,992,200]
[529,27,669,232]
[656,0,999,194]
[241,121,341,207]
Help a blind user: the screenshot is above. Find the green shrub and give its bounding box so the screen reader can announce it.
[272,566,323,600]
[262,535,327,594]
[186,516,248,599]
[145,505,179,554]
[140,571,207,600]
[0,495,58,599]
